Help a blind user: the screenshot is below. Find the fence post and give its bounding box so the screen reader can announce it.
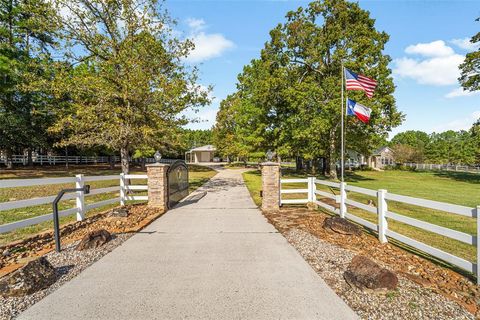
[340,182,347,218]
[146,163,170,210]
[120,173,126,206]
[307,176,316,203]
[75,174,86,221]
[260,161,281,212]
[377,189,388,243]
[477,206,480,285]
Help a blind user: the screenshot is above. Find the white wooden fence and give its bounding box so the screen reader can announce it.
[0,174,148,234]
[1,155,121,166]
[404,163,480,173]
[280,177,479,283]
[1,155,181,166]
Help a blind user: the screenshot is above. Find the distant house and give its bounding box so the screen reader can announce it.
[185,145,216,163]
[345,149,368,168]
[368,146,395,169]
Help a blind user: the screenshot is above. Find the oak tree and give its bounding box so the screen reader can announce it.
[51,0,209,173]
[459,17,480,92]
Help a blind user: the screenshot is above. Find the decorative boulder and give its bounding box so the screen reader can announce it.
[344,255,398,291]
[76,229,112,251]
[323,217,362,236]
[112,207,129,217]
[0,257,56,297]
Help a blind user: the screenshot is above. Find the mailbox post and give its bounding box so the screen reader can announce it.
[52,185,90,252]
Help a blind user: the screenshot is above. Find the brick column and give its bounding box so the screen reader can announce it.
[261,162,280,212]
[146,163,170,210]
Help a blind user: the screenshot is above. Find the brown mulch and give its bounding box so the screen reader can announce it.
[263,207,480,316]
[0,204,163,277]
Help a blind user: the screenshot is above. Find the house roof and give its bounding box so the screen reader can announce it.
[372,146,392,156]
[189,145,216,152]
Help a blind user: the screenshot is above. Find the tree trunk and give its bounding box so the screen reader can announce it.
[311,159,317,175]
[296,156,303,171]
[141,157,146,170]
[109,155,115,169]
[320,157,327,175]
[5,149,13,169]
[327,130,338,179]
[120,147,130,174]
[27,149,33,167]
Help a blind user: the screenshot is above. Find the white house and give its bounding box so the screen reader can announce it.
[185,145,216,163]
[345,149,368,168]
[344,147,395,170]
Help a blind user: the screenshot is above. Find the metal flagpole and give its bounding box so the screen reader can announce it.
[340,62,344,182]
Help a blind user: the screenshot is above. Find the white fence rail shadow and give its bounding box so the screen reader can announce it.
[280,177,479,283]
[0,174,148,234]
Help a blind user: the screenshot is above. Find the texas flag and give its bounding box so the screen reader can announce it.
[346,99,371,124]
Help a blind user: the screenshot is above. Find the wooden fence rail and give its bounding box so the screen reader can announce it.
[404,163,480,173]
[280,178,479,283]
[0,174,148,234]
[1,155,181,166]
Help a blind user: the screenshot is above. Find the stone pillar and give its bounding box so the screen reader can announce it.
[146,163,170,211]
[261,162,280,212]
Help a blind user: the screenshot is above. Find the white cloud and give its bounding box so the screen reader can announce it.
[184,18,235,63]
[186,18,206,32]
[197,108,217,124]
[183,107,218,130]
[394,40,464,86]
[432,111,480,132]
[187,33,235,62]
[405,40,454,57]
[394,55,464,86]
[445,87,480,98]
[450,38,480,51]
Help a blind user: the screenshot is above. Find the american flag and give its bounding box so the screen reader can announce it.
[344,68,377,98]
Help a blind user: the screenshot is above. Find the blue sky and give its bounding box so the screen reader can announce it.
[166,0,480,138]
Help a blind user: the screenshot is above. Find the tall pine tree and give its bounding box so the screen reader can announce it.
[0,0,59,167]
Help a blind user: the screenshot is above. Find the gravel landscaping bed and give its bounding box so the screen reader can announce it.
[264,207,479,315]
[285,228,474,320]
[0,233,131,320]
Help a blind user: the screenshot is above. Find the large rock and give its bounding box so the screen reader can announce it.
[344,255,398,291]
[112,207,129,217]
[323,216,362,236]
[76,229,112,251]
[0,257,56,297]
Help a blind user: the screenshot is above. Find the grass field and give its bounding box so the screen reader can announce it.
[243,169,479,265]
[0,164,217,245]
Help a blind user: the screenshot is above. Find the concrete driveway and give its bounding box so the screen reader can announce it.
[18,169,357,320]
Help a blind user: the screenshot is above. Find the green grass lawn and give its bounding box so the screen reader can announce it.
[0,164,216,245]
[242,169,479,265]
